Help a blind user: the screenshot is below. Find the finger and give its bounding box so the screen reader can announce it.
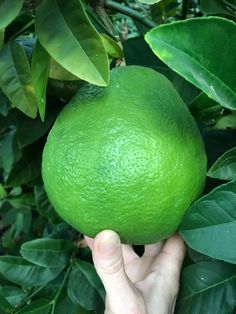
[160,233,186,267]
[152,233,186,274]
[84,235,94,250]
[122,244,139,265]
[143,240,164,257]
[85,235,138,265]
[92,230,137,299]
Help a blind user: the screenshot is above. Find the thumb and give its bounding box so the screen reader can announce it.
[92,230,136,299]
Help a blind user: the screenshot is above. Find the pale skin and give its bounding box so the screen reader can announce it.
[85,230,186,314]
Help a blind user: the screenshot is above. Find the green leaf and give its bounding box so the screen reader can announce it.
[0,0,24,29]
[0,41,38,118]
[145,17,236,110]
[35,0,109,86]
[187,247,215,263]
[0,183,6,198]
[150,0,180,23]
[190,92,222,125]
[34,185,60,223]
[100,34,123,59]
[55,296,92,314]
[208,147,236,180]
[0,128,22,180]
[17,299,52,314]
[0,295,13,313]
[0,256,64,287]
[31,41,50,121]
[180,180,236,264]
[5,144,42,187]
[214,112,236,130]
[123,37,199,105]
[20,238,73,267]
[0,29,4,49]
[200,0,236,17]
[0,88,11,116]
[67,260,104,311]
[176,261,236,314]
[0,286,27,307]
[49,59,78,81]
[77,260,105,301]
[10,106,59,148]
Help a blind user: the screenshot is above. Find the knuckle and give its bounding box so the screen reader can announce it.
[100,257,123,275]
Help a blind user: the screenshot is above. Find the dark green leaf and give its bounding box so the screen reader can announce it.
[10,107,58,148]
[190,92,222,125]
[0,29,4,49]
[100,34,123,59]
[0,88,11,116]
[0,128,22,180]
[6,193,35,208]
[35,0,109,86]
[0,0,24,29]
[34,185,60,223]
[145,17,236,109]
[200,0,236,17]
[176,261,236,314]
[20,238,73,267]
[0,41,38,118]
[17,299,52,314]
[0,295,12,313]
[123,37,199,105]
[55,296,92,314]
[0,286,27,307]
[208,147,236,180]
[187,247,216,263]
[180,180,236,264]
[5,144,42,187]
[31,41,50,121]
[151,0,179,23]
[77,260,105,301]
[42,222,77,241]
[0,256,64,287]
[67,260,103,311]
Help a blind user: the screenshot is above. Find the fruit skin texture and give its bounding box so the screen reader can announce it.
[42,65,207,244]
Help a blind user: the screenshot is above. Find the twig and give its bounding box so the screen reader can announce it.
[50,264,72,314]
[10,19,35,40]
[104,0,156,28]
[181,0,188,19]
[14,283,48,313]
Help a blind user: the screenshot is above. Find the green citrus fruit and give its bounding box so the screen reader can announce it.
[42,65,207,244]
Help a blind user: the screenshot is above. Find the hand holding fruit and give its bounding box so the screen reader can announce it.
[85,230,186,314]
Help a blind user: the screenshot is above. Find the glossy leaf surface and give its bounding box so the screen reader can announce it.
[0,0,24,29]
[35,0,109,86]
[180,180,236,263]
[208,147,236,180]
[145,17,236,109]
[176,261,236,314]
[0,41,38,118]
[31,41,50,121]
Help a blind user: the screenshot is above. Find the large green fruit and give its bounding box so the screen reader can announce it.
[42,65,207,244]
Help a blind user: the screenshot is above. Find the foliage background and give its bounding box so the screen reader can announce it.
[0,0,236,313]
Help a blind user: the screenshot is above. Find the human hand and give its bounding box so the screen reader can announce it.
[85,231,185,314]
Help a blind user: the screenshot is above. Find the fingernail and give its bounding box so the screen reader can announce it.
[98,232,120,257]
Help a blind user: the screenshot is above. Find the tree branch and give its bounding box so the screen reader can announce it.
[104,0,156,28]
